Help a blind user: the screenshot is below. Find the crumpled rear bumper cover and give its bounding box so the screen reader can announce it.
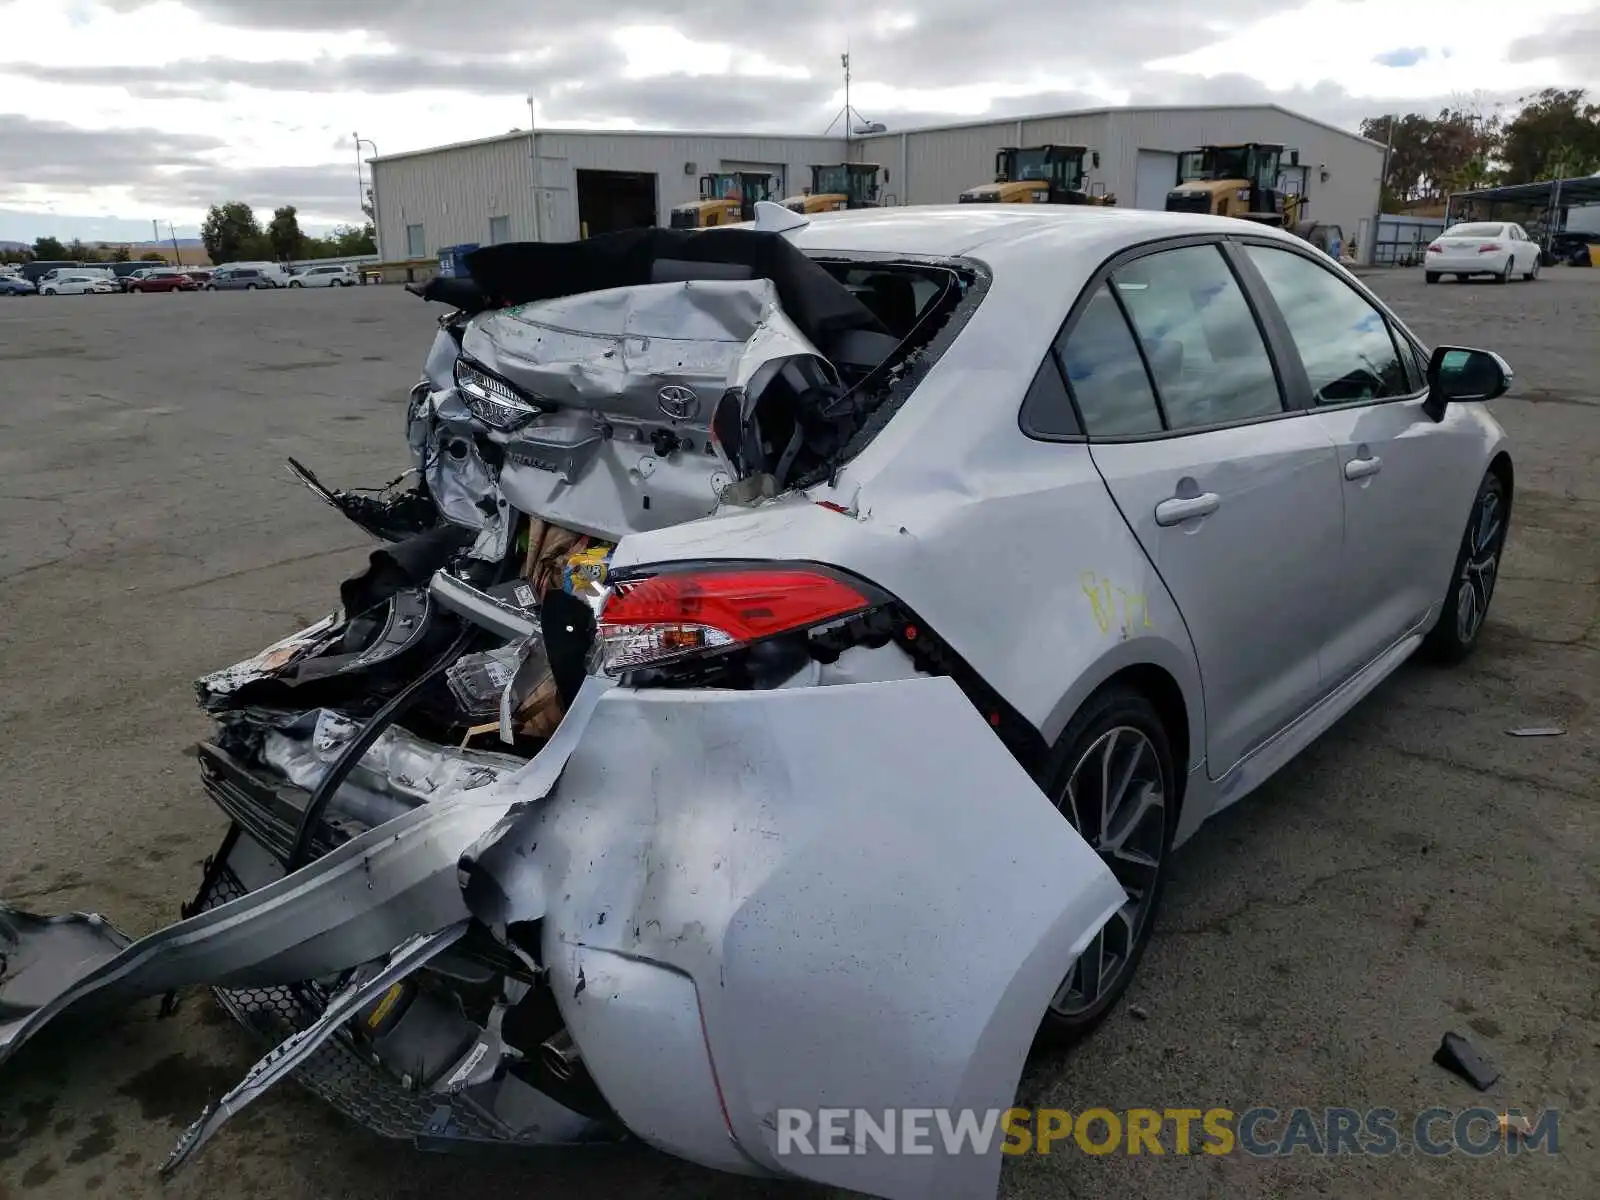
[458,676,1127,1197]
[2,675,1123,1200]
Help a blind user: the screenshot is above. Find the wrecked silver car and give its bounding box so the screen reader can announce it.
[1,202,1513,1198]
[2,208,1128,1199]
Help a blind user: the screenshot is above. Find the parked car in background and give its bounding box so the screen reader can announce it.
[19,260,79,283]
[206,266,281,290]
[184,268,214,284]
[288,263,357,287]
[127,268,198,293]
[39,273,116,295]
[1425,222,1541,283]
[0,274,37,296]
[224,261,291,286]
[119,267,161,291]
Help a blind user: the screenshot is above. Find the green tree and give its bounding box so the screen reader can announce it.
[1362,113,1434,206]
[32,236,67,259]
[200,201,263,264]
[330,222,376,255]
[1361,105,1504,207]
[139,251,166,262]
[110,244,131,262]
[65,238,97,262]
[267,204,304,262]
[1499,88,1600,183]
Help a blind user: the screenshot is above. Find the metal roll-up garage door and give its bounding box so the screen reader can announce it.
[1134,150,1181,210]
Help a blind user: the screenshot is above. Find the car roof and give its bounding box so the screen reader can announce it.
[775,204,1306,266]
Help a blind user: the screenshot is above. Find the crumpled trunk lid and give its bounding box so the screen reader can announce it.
[461,278,836,541]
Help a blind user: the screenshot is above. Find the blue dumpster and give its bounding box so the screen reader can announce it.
[437,242,480,278]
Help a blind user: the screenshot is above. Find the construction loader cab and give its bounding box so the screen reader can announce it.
[782,163,882,214]
[669,172,777,228]
[1166,142,1304,226]
[960,145,1101,205]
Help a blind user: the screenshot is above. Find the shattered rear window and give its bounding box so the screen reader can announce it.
[785,254,988,486]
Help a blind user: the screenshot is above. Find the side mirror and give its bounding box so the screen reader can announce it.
[1422,346,1512,421]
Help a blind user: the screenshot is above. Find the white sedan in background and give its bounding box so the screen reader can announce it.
[1425,221,1541,284]
[288,264,357,287]
[39,273,117,295]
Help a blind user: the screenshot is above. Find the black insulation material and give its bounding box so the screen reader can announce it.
[462,228,887,354]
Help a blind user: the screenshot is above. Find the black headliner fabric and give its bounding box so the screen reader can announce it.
[462,228,886,351]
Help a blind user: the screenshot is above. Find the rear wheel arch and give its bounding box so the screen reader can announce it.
[1083,663,1191,822]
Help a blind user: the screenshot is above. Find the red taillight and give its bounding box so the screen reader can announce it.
[1477,243,1501,254]
[1427,242,1442,253]
[597,566,873,674]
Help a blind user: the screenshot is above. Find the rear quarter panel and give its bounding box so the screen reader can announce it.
[613,229,1208,773]
[611,441,1206,775]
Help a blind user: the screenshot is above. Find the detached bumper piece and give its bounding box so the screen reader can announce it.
[192,864,508,1148]
[186,851,621,1163]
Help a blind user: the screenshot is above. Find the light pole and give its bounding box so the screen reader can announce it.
[525,95,542,242]
[353,133,378,221]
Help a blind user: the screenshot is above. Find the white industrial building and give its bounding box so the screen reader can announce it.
[370,103,1386,262]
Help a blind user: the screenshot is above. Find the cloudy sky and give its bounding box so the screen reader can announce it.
[1,0,1595,243]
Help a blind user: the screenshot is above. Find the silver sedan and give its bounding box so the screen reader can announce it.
[2,205,1513,1200]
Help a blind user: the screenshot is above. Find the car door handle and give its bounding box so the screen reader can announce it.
[1154,493,1220,526]
[1344,455,1383,480]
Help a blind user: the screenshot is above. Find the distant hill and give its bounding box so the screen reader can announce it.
[0,237,211,262]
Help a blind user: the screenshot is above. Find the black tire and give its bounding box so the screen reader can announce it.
[246,282,258,290]
[1033,684,1177,1048]
[205,284,216,291]
[289,280,302,288]
[1523,258,1539,282]
[1494,259,1511,284]
[1422,469,1509,665]
[1425,272,1439,284]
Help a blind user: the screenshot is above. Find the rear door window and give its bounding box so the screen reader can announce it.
[1053,284,1163,436]
[1111,244,1283,430]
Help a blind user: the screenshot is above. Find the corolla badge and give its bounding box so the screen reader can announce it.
[656,384,700,420]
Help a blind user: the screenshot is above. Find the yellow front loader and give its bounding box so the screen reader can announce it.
[959,145,1117,206]
[668,172,778,228]
[780,163,883,214]
[1164,143,1306,227]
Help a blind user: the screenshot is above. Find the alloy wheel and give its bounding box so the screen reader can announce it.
[1049,726,1167,1017]
[1455,486,1503,643]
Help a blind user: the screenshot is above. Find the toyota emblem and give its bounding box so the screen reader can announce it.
[656,385,700,420]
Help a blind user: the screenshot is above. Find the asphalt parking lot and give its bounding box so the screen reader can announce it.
[1,270,1597,1200]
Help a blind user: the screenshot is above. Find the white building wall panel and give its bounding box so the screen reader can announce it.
[375,131,847,254]
[531,133,846,241]
[373,108,1384,260]
[858,107,1382,245]
[372,136,535,261]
